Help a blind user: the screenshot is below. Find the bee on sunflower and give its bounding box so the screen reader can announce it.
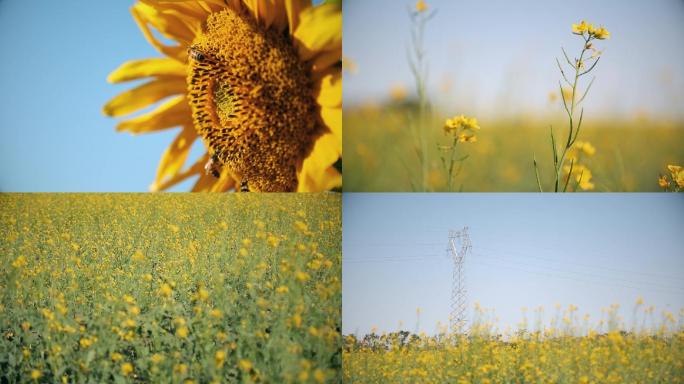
[104,0,341,192]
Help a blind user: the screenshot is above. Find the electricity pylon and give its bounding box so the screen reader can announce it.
[448,227,471,334]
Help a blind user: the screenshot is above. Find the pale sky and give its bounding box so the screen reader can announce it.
[343,193,684,336]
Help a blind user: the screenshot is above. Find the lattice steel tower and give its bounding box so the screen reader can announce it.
[448,227,471,334]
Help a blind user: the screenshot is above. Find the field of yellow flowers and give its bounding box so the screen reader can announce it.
[344,106,684,192]
[0,193,340,383]
[343,307,684,383]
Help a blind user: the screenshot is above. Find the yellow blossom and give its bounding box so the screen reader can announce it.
[415,0,427,13]
[12,255,27,268]
[30,370,42,380]
[159,283,173,298]
[215,350,226,367]
[572,20,589,34]
[239,359,253,372]
[667,165,684,187]
[150,353,164,365]
[176,326,189,338]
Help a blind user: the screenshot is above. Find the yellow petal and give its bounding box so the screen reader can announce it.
[103,78,186,117]
[155,125,198,184]
[294,3,341,61]
[244,0,278,28]
[192,168,237,192]
[107,58,186,83]
[320,106,341,141]
[134,2,195,44]
[271,0,288,32]
[297,132,341,191]
[150,153,206,192]
[311,48,341,73]
[285,0,311,36]
[116,96,191,134]
[313,69,341,108]
[131,5,187,61]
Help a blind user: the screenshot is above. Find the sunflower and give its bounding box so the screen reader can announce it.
[104,0,341,192]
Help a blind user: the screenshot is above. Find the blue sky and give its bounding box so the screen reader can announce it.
[342,193,684,335]
[343,0,684,118]
[0,1,201,192]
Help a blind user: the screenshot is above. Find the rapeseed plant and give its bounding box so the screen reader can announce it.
[0,193,341,382]
[534,20,609,192]
[405,1,479,191]
[659,164,684,192]
[343,301,684,383]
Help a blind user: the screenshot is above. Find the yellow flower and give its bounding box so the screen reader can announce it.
[209,308,223,319]
[239,359,253,371]
[667,165,684,187]
[390,84,408,102]
[79,337,95,349]
[150,353,165,365]
[196,287,209,301]
[564,164,595,191]
[658,175,669,189]
[174,363,188,375]
[295,271,310,283]
[292,313,303,328]
[104,0,341,192]
[593,26,610,39]
[572,20,588,35]
[313,369,326,383]
[415,0,427,13]
[159,283,173,298]
[636,297,644,306]
[444,115,480,143]
[215,350,226,367]
[11,255,27,268]
[176,326,189,338]
[121,362,134,376]
[30,370,42,380]
[276,286,290,294]
[132,250,145,262]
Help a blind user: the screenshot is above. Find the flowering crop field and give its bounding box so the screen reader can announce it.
[344,107,684,192]
[343,312,684,383]
[0,193,341,383]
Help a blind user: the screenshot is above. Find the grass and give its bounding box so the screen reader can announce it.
[0,193,341,383]
[343,105,684,191]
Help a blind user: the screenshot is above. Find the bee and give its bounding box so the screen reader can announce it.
[239,180,250,193]
[188,47,206,62]
[204,153,222,178]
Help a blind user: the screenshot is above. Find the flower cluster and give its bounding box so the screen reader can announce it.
[659,164,684,192]
[563,141,597,191]
[572,20,610,40]
[443,115,480,143]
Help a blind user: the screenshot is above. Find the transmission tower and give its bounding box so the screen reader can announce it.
[448,227,471,334]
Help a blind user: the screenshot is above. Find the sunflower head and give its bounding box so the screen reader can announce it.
[187,8,319,192]
[105,0,341,192]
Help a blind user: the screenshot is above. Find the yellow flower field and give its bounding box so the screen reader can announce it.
[0,193,340,383]
[344,109,684,192]
[343,306,684,383]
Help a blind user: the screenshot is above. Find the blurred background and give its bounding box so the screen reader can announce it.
[343,0,684,191]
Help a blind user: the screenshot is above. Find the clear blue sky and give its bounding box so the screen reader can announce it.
[0,1,201,191]
[343,193,684,336]
[343,0,684,118]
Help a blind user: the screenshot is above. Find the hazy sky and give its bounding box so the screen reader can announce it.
[343,0,684,118]
[343,193,684,336]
